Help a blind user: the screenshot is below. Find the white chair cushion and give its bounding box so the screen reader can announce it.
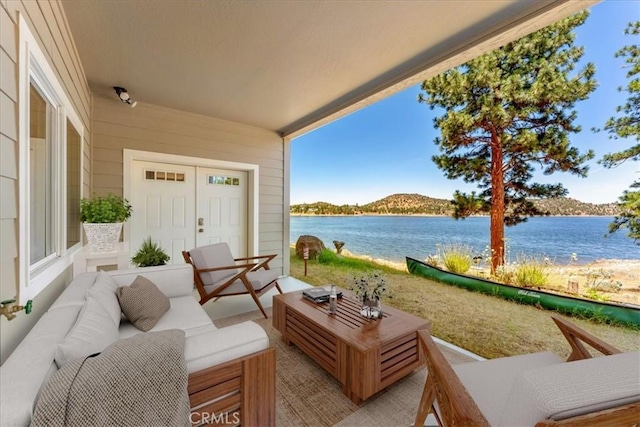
[189,243,238,285]
[453,351,562,425]
[499,350,640,425]
[205,268,279,295]
[54,296,120,368]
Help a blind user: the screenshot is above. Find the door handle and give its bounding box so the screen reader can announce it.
[198,217,204,226]
[198,228,204,233]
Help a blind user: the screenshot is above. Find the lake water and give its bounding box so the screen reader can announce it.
[290,215,640,265]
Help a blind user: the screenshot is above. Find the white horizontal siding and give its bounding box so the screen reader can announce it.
[0,0,91,365]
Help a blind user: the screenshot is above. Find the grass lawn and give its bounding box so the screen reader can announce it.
[289,249,640,359]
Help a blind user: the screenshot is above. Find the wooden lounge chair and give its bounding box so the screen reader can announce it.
[183,243,283,318]
[415,315,640,427]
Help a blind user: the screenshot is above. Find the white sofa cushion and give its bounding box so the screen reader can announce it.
[54,296,120,368]
[118,295,215,339]
[499,351,640,425]
[0,306,81,427]
[48,273,96,311]
[453,351,562,425]
[184,321,269,373]
[109,264,195,298]
[86,271,121,326]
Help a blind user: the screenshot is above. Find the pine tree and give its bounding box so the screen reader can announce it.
[418,11,596,272]
[597,21,640,243]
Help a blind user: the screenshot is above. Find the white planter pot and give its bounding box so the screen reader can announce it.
[83,223,123,253]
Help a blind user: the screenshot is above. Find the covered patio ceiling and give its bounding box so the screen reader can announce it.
[61,0,596,138]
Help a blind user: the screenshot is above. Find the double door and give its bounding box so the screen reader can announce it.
[130,160,247,263]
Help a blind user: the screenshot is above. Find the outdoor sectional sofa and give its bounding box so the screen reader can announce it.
[0,264,275,426]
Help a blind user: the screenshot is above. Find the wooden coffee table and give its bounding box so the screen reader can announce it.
[273,289,430,404]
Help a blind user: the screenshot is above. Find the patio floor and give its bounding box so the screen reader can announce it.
[202,276,482,425]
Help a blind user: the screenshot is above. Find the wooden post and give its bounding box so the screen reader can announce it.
[303,246,309,276]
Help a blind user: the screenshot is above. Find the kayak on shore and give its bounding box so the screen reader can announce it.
[406,257,640,327]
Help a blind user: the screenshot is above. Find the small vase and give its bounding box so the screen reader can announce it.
[360,298,382,319]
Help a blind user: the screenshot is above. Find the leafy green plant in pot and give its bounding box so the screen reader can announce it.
[131,237,170,267]
[80,193,132,253]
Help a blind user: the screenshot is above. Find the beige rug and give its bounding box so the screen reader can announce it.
[217,309,472,426]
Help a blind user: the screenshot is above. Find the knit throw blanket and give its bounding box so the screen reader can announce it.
[31,329,190,427]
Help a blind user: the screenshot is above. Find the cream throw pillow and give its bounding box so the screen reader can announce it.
[87,271,122,326]
[116,275,170,332]
[54,296,120,368]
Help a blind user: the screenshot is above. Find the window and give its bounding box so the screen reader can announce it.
[67,119,82,249]
[29,84,55,265]
[18,15,84,302]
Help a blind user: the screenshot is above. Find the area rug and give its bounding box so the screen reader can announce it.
[220,310,470,426]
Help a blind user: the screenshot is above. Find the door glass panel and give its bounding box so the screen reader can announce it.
[66,119,81,248]
[29,83,54,264]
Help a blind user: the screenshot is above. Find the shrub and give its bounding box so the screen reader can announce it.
[131,237,170,267]
[513,257,548,287]
[80,193,132,223]
[318,249,377,270]
[439,243,472,274]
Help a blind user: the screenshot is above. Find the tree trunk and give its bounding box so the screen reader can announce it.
[490,136,505,274]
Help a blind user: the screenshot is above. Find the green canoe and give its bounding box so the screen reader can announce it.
[406,257,640,327]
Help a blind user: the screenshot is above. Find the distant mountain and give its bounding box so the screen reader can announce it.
[361,193,452,215]
[290,193,619,216]
[531,197,619,216]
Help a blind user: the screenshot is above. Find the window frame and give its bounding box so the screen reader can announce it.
[18,14,84,303]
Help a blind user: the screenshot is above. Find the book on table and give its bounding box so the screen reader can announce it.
[303,287,343,303]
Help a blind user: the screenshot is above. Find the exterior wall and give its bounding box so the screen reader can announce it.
[92,97,286,272]
[0,1,91,364]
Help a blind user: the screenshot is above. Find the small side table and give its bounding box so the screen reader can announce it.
[73,242,131,277]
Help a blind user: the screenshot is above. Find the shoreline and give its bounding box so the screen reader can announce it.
[290,213,619,218]
[310,248,640,305]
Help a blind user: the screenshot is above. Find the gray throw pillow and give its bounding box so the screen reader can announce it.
[32,329,189,427]
[116,275,170,331]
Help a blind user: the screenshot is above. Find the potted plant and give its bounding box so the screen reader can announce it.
[350,271,388,319]
[131,237,170,267]
[80,193,132,253]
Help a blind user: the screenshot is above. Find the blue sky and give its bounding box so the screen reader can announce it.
[291,1,640,205]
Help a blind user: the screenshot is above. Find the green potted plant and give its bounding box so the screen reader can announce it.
[80,193,132,253]
[131,237,170,267]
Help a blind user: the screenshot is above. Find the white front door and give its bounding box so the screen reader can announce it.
[130,161,248,263]
[130,161,196,264]
[196,167,247,256]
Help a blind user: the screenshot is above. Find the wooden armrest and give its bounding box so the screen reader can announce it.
[195,263,257,274]
[235,254,277,271]
[551,316,622,361]
[415,330,489,427]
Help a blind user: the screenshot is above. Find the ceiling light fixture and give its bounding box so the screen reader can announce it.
[113,86,137,108]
